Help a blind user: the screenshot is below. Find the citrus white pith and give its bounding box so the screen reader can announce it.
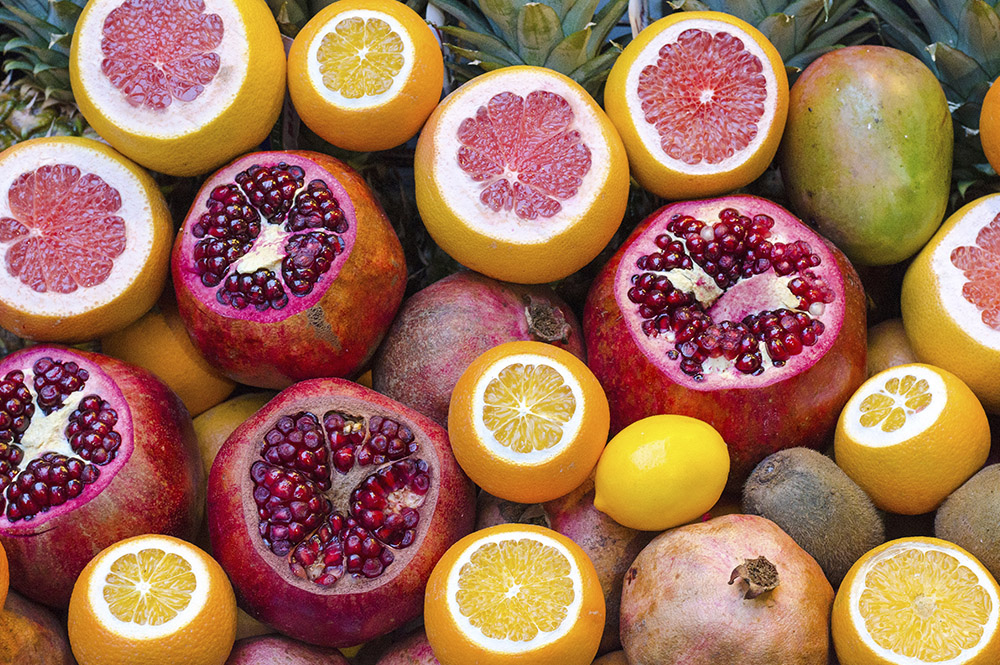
[444,530,584,653]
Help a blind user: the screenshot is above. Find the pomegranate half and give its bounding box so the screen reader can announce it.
[172,150,407,388]
[584,195,866,486]
[0,345,202,607]
[208,378,476,647]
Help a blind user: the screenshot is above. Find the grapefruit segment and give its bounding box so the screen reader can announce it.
[950,214,1000,331]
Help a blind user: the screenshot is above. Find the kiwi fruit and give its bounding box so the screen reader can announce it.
[935,464,1000,580]
[743,447,885,586]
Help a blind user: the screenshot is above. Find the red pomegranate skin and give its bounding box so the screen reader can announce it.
[0,347,202,608]
[620,514,833,665]
[173,151,407,389]
[373,270,585,425]
[0,591,75,665]
[373,628,440,665]
[476,477,654,655]
[584,198,867,487]
[225,635,349,665]
[208,378,476,647]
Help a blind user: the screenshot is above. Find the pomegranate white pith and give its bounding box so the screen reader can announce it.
[72,0,249,139]
[0,140,158,317]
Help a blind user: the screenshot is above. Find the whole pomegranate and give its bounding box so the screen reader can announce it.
[208,378,475,647]
[225,635,349,665]
[0,591,75,665]
[476,476,654,654]
[0,345,201,607]
[373,628,440,665]
[172,150,407,388]
[620,514,833,664]
[584,195,866,486]
[373,270,585,425]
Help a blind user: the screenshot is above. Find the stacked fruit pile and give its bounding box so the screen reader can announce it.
[1,0,999,662]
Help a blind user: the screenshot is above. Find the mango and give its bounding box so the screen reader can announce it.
[779,46,952,266]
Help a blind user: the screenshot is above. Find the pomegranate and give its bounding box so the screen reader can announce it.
[584,195,866,486]
[0,590,75,665]
[0,345,201,608]
[372,271,585,426]
[225,635,349,665]
[620,514,833,664]
[476,477,654,654]
[172,150,407,388]
[371,628,440,665]
[208,378,475,647]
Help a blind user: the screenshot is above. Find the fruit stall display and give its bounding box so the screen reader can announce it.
[1,0,1000,662]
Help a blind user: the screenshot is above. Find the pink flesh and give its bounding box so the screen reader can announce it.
[100,0,224,110]
[613,197,845,390]
[177,153,358,323]
[0,347,133,532]
[637,28,766,165]
[0,165,126,293]
[456,90,592,220]
[950,212,1000,330]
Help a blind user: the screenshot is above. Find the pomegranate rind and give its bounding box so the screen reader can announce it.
[0,347,202,608]
[414,66,629,284]
[902,193,1000,413]
[0,591,76,665]
[207,378,475,647]
[172,150,407,388]
[226,634,351,664]
[0,137,172,342]
[604,11,788,200]
[584,195,867,487]
[69,0,286,177]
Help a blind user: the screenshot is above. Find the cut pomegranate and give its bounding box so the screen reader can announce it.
[208,378,475,647]
[0,345,201,608]
[584,195,866,486]
[172,151,406,388]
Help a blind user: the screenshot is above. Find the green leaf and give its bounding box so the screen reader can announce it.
[938,0,971,28]
[907,0,959,45]
[930,41,990,99]
[479,0,530,43]
[588,0,627,56]
[545,25,591,73]
[569,43,619,90]
[957,0,1000,76]
[440,25,524,63]
[516,3,563,65]
[759,13,797,59]
[562,0,600,36]
[428,0,495,35]
[445,43,518,68]
[807,11,876,48]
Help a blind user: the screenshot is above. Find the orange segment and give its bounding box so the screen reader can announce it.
[448,341,610,504]
[604,11,788,200]
[287,0,444,152]
[424,524,605,665]
[835,363,990,515]
[833,537,1000,665]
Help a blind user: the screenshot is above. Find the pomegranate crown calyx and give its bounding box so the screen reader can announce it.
[729,556,779,600]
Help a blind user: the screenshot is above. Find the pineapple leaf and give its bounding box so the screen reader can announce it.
[759,13,798,58]
[479,0,529,44]
[439,25,523,63]
[446,43,518,68]
[957,0,1000,76]
[906,0,958,45]
[865,0,939,72]
[428,0,495,35]
[938,0,971,29]
[545,25,591,72]
[569,43,620,91]
[587,0,627,56]
[48,0,84,33]
[805,11,875,48]
[930,41,990,99]
[670,0,710,10]
[516,2,563,65]
[561,0,600,35]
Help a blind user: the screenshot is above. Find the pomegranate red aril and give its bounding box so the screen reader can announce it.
[209,379,475,647]
[584,195,866,487]
[173,151,406,388]
[0,345,201,608]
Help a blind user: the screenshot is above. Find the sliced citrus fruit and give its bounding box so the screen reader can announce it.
[424,523,605,665]
[287,0,444,152]
[414,65,629,284]
[832,537,1000,665]
[69,0,286,177]
[0,137,172,342]
[67,534,236,665]
[604,11,788,200]
[902,193,1000,413]
[835,363,990,515]
[448,341,610,504]
[593,414,729,531]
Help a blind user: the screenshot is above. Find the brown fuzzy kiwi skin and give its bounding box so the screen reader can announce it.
[935,464,1000,581]
[743,447,885,587]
